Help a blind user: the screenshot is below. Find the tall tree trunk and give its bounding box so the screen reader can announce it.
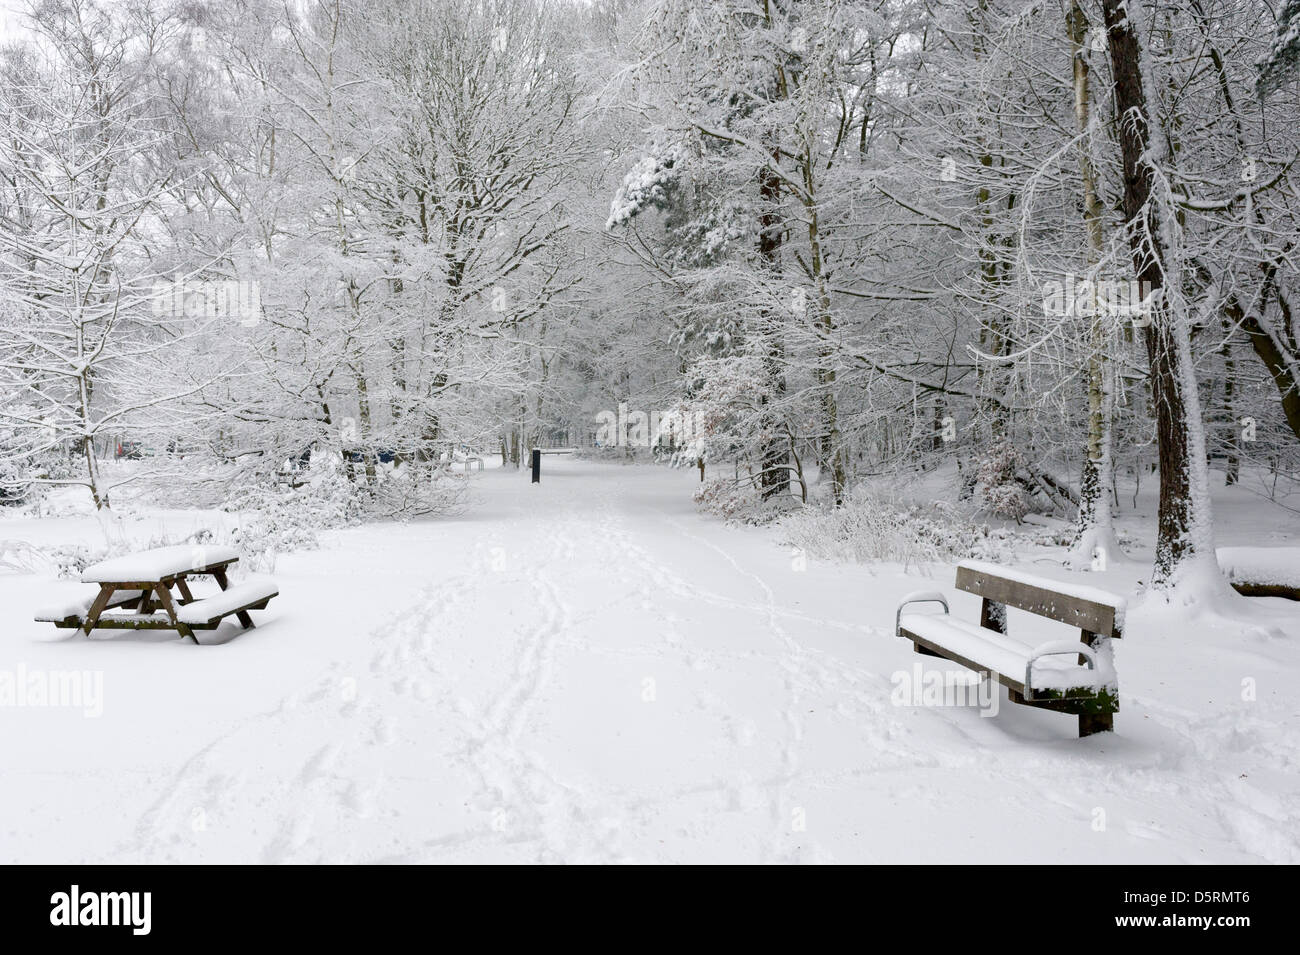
[801,153,846,504]
[1068,0,1121,568]
[355,359,375,484]
[420,256,466,458]
[757,158,790,500]
[390,265,406,423]
[1221,319,1240,486]
[534,317,550,451]
[1102,0,1216,587]
[970,0,1013,453]
[75,315,108,510]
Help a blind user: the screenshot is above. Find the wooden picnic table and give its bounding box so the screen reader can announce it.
[1218,546,1300,601]
[36,545,278,644]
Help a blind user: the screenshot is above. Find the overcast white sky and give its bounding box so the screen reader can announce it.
[0,1,21,43]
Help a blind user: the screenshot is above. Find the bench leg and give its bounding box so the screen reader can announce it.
[82,585,116,635]
[1079,712,1113,737]
[210,569,261,631]
[154,583,199,644]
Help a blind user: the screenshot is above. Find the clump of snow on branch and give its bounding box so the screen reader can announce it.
[606,138,686,229]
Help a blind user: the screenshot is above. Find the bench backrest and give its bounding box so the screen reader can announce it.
[955,561,1124,639]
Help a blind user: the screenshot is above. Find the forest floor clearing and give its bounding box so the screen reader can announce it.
[2,457,1298,863]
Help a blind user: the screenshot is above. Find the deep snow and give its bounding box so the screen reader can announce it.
[2,457,1298,863]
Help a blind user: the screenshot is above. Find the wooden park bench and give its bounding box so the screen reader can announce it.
[35,545,277,644]
[895,561,1125,738]
[1218,547,1300,601]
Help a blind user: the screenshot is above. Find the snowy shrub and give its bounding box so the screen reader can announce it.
[38,543,107,579]
[219,456,361,571]
[0,456,34,508]
[0,425,70,509]
[363,462,467,519]
[220,455,467,570]
[694,478,798,525]
[12,530,219,580]
[576,445,643,463]
[221,504,322,574]
[671,354,810,495]
[778,489,1018,568]
[694,478,759,521]
[975,441,1032,521]
[1038,521,1137,551]
[0,540,61,575]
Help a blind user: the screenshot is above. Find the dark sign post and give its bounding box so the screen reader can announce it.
[531,449,541,483]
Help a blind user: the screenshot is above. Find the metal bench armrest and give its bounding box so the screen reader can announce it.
[895,590,950,637]
[1024,640,1097,695]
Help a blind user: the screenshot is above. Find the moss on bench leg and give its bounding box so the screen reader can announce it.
[1010,686,1119,737]
[1074,689,1119,737]
[1079,712,1113,737]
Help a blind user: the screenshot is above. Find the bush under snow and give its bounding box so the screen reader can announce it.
[778,488,1018,568]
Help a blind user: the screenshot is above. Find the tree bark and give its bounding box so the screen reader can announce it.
[1102,0,1215,586]
[1068,0,1120,567]
[757,157,790,500]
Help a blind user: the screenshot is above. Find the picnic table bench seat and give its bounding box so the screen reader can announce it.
[34,588,149,626]
[895,561,1126,738]
[176,577,278,627]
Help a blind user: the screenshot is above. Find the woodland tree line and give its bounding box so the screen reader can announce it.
[2,0,1299,592]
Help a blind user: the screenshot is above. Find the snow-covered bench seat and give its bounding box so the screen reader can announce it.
[895,561,1126,738]
[1217,547,1300,600]
[34,589,149,627]
[176,577,279,627]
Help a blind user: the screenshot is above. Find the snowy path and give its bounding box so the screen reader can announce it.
[3,457,1298,863]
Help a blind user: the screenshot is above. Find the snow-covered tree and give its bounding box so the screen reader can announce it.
[0,0,221,509]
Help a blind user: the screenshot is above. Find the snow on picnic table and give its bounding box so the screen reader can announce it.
[81,544,240,583]
[2,457,1299,864]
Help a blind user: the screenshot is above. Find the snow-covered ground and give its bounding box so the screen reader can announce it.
[2,457,1298,864]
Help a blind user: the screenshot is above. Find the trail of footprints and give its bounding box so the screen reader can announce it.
[120,481,1275,864]
[122,507,633,863]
